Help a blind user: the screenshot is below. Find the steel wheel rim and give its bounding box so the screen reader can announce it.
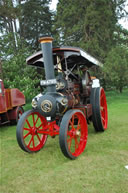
[100,88,108,130]
[67,112,88,157]
[22,112,47,151]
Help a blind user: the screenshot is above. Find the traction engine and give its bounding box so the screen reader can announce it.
[16,37,108,159]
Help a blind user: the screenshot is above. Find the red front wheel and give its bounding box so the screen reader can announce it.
[16,110,48,153]
[59,110,88,159]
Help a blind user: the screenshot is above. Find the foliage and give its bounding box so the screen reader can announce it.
[0,0,18,33]
[55,0,128,60]
[103,46,128,92]
[0,33,43,102]
[19,0,53,49]
[0,0,54,49]
[114,25,128,48]
[0,0,54,101]
[0,0,128,99]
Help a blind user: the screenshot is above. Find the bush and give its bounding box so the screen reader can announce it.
[103,46,128,93]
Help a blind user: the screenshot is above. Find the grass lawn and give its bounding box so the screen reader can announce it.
[0,90,128,193]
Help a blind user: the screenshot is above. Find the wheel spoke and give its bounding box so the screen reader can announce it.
[101,116,105,124]
[36,133,41,143]
[37,123,44,130]
[24,131,31,139]
[67,137,73,151]
[32,136,35,148]
[77,119,80,125]
[35,116,39,126]
[67,137,71,143]
[67,128,74,136]
[26,119,32,129]
[32,114,35,126]
[27,136,33,147]
[24,127,30,131]
[75,137,79,151]
[69,120,75,130]
[72,115,75,125]
[76,122,81,131]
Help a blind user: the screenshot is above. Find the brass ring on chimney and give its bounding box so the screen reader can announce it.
[39,37,53,43]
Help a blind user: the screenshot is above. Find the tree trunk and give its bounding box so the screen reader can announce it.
[119,86,123,93]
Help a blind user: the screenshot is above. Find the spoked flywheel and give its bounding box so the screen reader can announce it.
[16,109,48,153]
[59,109,88,159]
[90,87,108,132]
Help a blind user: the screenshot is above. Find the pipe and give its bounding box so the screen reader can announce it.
[39,37,56,93]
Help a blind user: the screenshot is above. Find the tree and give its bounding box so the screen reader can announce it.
[0,0,54,49]
[0,33,43,102]
[0,0,19,48]
[19,0,53,49]
[103,46,128,93]
[0,0,54,100]
[55,0,128,60]
[114,25,128,48]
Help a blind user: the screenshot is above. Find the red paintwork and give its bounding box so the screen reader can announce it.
[21,111,88,156]
[23,111,48,151]
[10,88,25,107]
[0,80,6,113]
[8,106,19,121]
[66,111,88,157]
[100,88,108,129]
[0,79,25,125]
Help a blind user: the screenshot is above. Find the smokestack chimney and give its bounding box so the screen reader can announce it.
[39,36,56,93]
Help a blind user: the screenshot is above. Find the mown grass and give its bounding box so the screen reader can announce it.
[0,90,128,193]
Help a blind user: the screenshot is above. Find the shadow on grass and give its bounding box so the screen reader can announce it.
[0,125,14,132]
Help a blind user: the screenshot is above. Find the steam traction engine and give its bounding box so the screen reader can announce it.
[16,37,108,159]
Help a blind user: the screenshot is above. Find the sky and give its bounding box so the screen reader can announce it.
[50,0,128,30]
[50,0,58,11]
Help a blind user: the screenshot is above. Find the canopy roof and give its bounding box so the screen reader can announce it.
[26,46,102,69]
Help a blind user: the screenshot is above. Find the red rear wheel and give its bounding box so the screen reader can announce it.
[100,88,108,129]
[59,110,88,159]
[91,87,108,132]
[16,110,48,152]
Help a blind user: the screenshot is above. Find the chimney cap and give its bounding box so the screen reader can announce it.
[39,36,53,43]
